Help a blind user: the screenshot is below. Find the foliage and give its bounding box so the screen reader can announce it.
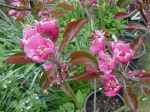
[1,0,150,112]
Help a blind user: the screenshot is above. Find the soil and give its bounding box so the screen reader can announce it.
[85,91,124,112]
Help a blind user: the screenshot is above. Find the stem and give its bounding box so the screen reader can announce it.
[114,106,127,112]
[0,2,31,11]
[139,9,148,26]
[93,79,97,112]
[61,82,80,110]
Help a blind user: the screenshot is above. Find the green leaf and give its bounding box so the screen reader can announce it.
[76,90,84,107]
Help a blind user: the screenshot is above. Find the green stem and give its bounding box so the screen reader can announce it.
[61,82,80,110]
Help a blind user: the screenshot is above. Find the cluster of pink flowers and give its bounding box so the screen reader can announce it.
[8,0,29,18]
[90,30,134,96]
[21,18,59,68]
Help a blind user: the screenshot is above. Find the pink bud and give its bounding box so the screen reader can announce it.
[111,41,134,64]
[103,75,121,97]
[128,70,145,78]
[35,19,59,42]
[90,30,105,54]
[8,9,17,16]
[98,52,116,75]
[20,26,37,48]
[43,63,53,71]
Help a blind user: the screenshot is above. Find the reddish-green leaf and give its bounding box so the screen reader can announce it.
[6,52,33,64]
[130,37,144,58]
[125,23,147,31]
[143,88,150,96]
[70,70,99,81]
[117,0,132,7]
[124,86,139,112]
[51,9,65,18]
[114,12,130,19]
[60,19,88,51]
[140,72,150,84]
[58,1,74,11]
[30,1,44,15]
[69,51,98,69]
[42,69,55,90]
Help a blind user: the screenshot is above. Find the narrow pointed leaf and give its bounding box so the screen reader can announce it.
[51,9,65,18]
[6,52,33,64]
[124,86,139,112]
[69,51,98,70]
[42,69,55,90]
[140,72,150,84]
[125,23,147,31]
[114,12,130,19]
[70,51,97,64]
[70,72,99,81]
[58,1,74,11]
[130,37,144,58]
[60,19,88,51]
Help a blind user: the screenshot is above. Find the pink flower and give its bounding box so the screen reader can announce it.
[43,63,53,71]
[90,0,97,5]
[10,0,21,6]
[21,26,37,47]
[35,19,59,42]
[128,70,145,78]
[90,30,105,54]
[23,34,55,63]
[8,0,29,18]
[103,75,121,97]
[98,52,116,75]
[8,9,17,16]
[111,41,134,64]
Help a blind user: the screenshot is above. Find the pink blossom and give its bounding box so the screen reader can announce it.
[21,26,37,47]
[103,75,121,97]
[10,0,21,6]
[128,70,145,78]
[98,52,116,75]
[90,30,105,54]
[90,0,97,5]
[43,63,53,71]
[8,0,29,18]
[8,9,17,16]
[23,34,55,63]
[93,30,105,38]
[35,19,59,42]
[111,41,134,64]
